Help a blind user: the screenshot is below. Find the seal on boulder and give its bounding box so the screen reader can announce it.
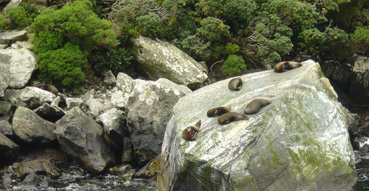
[33,84,59,96]
[182,120,201,141]
[207,106,231,117]
[244,99,271,114]
[218,112,249,125]
[228,77,243,91]
[274,61,302,73]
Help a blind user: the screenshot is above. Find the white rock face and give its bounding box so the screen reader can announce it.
[131,36,208,87]
[0,30,27,44]
[158,60,356,191]
[0,48,37,89]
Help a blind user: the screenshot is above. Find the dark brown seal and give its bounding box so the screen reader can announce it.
[244,99,271,114]
[182,120,201,141]
[207,106,231,117]
[218,112,249,125]
[33,84,59,96]
[228,77,243,91]
[274,61,302,73]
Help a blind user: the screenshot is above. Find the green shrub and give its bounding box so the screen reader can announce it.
[91,47,134,76]
[6,6,33,29]
[0,14,6,31]
[222,55,247,76]
[350,27,369,54]
[137,13,162,37]
[225,43,240,55]
[33,31,64,53]
[37,43,87,87]
[196,17,230,43]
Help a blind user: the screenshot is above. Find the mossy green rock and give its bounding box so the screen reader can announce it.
[157,60,356,191]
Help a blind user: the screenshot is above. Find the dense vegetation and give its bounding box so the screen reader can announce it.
[1,0,369,87]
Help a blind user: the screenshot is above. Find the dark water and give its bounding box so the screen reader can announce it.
[6,174,157,191]
[354,151,369,191]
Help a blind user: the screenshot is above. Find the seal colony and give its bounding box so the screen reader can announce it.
[181,61,301,141]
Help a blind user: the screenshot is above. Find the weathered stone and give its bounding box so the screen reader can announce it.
[3,0,22,14]
[158,60,356,191]
[0,62,9,97]
[155,78,192,95]
[0,132,20,159]
[135,155,160,178]
[0,48,37,88]
[2,173,11,188]
[0,120,12,136]
[0,30,27,44]
[82,89,114,118]
[131,36,208,88]
[65,97,86,111]
[23,172,40,186]
[126,79,189,166]
[104,70,116,87]
[6,159,60,178]
[54,107,114,173]
[122,137,132,163]
[110,72,134,109]
[12,106,56,144]
[349,56,369,105]
[33,102,65,123]
[0,100,12,116]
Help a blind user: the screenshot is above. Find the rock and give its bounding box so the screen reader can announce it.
[3,0,22,14]
[131,36,208,88]
[3,87,56,109]
[23,172,40,186]
[108,163,132,175]
[0,30,27,44]
[110,72,134,109]
[65,97,86,111]
[0,132,20,159]
[135,155,160,178]
[126,79,189,166]
[158,60,356,191]
[104,70,116,87]
[0,100,12,116]
[2,173,12,188]
[0,48,37,88]
[0,62,10,97]
[33,102,65,122]
[155,78,192,95]
[83,89,114,118]
[96,108,127,162]
[54,107,114,173]
[5,159,60,178]
[122,137,132,163]
[0,120,12,136]
[349,55,369,105]
[12,106,56,144]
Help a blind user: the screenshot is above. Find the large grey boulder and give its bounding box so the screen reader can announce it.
[126,78,191,166]
[3,87,56,109]
[12,106,56,144]
[158,60,356,191]
[0,48,37,89]
[0,132,20,159]
[131,36,208,88]
[0,63,9,97]
[54,107,114,173]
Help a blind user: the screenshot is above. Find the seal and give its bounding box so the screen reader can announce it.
[244,99,271,114]
[274,61,302,73]
[33,84,59,96]
[228,77,243,91]
[207,106,231,117]
[182,120,201,141]
[286,61,302,70]
[218,112,249,125]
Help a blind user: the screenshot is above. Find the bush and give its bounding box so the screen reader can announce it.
[222,55,247,76]
[37,43,87,87]
[6,6,33,29]
[196,17,230,43]
[350,27,369,54]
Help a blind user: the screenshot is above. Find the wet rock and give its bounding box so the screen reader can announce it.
[158,60,356,191]
[108,164,132,175]
[12,106,56,144]
[54,107,114,173]
[122,137,132,163]
[33,102,65,122]
[0,120,12,136]
[5,159,60,178]
[135,155,160,178]
[2,173,11,188]
[131,36,208,88]
[0,132,20,159]
[126,78,189,166]
[0,30,27,45]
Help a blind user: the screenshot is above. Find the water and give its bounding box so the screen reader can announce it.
[354,151,369,191]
